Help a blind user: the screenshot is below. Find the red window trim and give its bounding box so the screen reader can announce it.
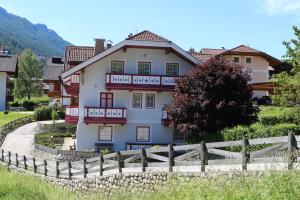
[100,92,114,108]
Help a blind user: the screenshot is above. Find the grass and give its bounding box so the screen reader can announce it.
[35,132,73,149]
[0,166,77,200]
[1,166,300,200]
[0,112,32,127]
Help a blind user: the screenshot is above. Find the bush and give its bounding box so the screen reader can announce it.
[259,106,300,125]
[22,100,37,111]
[9,101,21,107]
[3,110,9,114]
[34,106,53,121]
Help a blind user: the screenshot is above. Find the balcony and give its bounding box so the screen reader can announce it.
[106,73,179,91]
[84,107,127,125]
[63,74,80,96]
[65,106,79,124]
[47,90,61,98]
[161,110,171,126]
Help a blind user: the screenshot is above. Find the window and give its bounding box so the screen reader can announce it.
[173,129,186,143]
[100,92,113,108]
[233,57,240,63]
[138,62,151,75]
[132,93,142,108]
[166,63,179,76]
[136,126,150,142]
[145,94,155,109]
[246,57,252,64]
[111,60,124,74]
[98,126,112,141]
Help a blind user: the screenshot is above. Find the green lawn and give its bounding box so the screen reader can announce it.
[0,112,32,127]
[1,166,300,200]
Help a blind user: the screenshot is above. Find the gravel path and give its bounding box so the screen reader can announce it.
[1,120,64,156]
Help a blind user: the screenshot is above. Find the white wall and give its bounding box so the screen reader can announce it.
[76,48,193,150]
[0,72,7,111]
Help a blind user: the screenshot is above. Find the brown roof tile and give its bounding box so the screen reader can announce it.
[200,48,227,55]
[189,52,213,62]
[126,30,170,42]
[65,46,95,62]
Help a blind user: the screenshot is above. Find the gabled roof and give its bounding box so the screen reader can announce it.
[126,30,170,42]
[200,48,226,55]
[62,31,199,79]
[42,58,64,81]
[65,46,95,63]
[189,52,213,62]
[0,55,17,73]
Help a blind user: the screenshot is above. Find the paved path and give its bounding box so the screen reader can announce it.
[1,120,65,156]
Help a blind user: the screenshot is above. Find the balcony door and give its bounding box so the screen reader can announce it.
[100,92,113,108]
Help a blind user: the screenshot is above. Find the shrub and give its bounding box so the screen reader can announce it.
[259,106,300,125]
[34,106,53,121]
[22,100,37,111]
[3,110,9,114]
[9,101,21,107]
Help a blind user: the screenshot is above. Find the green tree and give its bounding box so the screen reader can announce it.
[13,49,42,100]
[272,26,300,106]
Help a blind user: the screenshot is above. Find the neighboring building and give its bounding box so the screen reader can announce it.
[61,30,280,151]
[42,57,64,104]
[191,45,280,97]
[0,52,17,111]
[62,46,94,107]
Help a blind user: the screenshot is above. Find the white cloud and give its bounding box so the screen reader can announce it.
[261,0,300,15]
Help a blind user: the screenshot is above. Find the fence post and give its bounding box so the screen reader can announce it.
[1,149,4,162]
[33,158,37,173]
[141,148,147,172]
[242,137,249,171]
[116,151,123,173]
[8,151,11,166]
[15,153,19,167]
[99,153,103,176]
[288,132,296,170]
[68,160,72,179]
[200,141,207,172]
[56,161,59,178]
[44,160,47,176]
[168,144,174,172]
[23,155,27,170]
[83,158,87,178]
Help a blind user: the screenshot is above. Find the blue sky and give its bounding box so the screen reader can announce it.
[0,0,299,59]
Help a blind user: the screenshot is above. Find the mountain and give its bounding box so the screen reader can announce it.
[0,6,72,57]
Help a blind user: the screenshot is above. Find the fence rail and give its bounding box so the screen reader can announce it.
[1,133,300,179]
[0,115,35,147]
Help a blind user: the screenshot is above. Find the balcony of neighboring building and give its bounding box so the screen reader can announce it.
[63,74,80,96]
[65,106,79,124]
[84,106,127,125]
[106,73,179,91]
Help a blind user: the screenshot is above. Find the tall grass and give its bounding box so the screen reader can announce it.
[0,167,76,200]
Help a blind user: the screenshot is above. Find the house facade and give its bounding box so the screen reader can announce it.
[61,31,280,151]
[0,52,17,111]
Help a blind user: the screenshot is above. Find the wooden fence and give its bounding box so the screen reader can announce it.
[0,116,35,147]
[0,133,299,179]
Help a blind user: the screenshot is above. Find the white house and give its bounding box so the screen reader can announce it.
[61,31,280,151]
[0,53,17,111]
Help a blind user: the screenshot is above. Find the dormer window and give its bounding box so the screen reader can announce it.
[246,57,252,64]
[233,57,240,63]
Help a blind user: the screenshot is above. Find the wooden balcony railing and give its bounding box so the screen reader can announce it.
[106,73,179,91]
[47,90,61,98]
[84,107,127,125]
[65,106,79,124]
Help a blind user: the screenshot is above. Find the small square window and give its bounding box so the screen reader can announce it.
[136,126,150,142]
[138,62,151,75]
[132,93,142,108]
[111,61,124,74]
[99,126,112,141]
[166,63,179,76]
[246,57,252,64]
[145,94,155,109]
[233,57,240,63]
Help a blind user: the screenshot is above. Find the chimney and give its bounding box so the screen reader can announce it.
[94,38,105,55]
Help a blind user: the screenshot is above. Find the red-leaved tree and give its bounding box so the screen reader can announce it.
[169,58,258,141]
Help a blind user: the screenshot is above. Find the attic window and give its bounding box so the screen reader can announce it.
[233,57,240,63]
[246,57,252,64]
